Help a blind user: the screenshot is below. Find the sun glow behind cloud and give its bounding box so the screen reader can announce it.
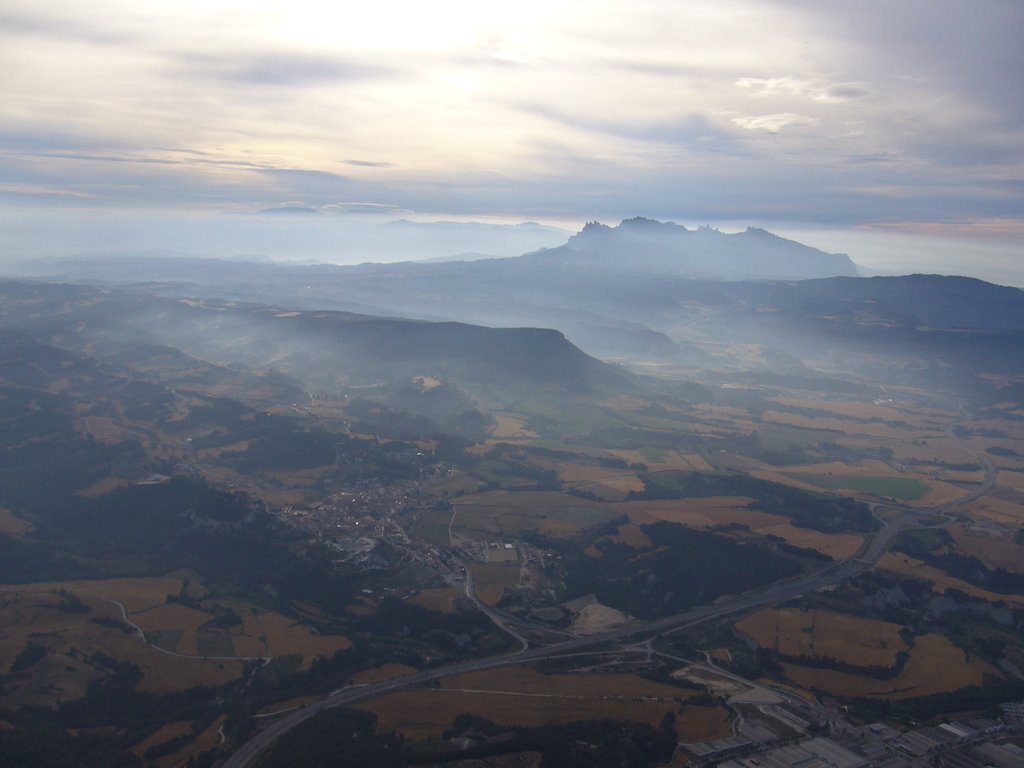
[0,0,1021,281]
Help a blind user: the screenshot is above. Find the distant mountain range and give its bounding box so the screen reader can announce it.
[5,219,1023,400]
[0,282,634,399]
[529,217,859,280]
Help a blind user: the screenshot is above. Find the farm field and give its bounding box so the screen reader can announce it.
[780,634,997,700]
[358,666,699,741]
[1,575,186,612]
[735,608,908,668]
[608,450,712,472]
[767,397,951,428]
[961,496,1024,526]
[129,720,192,759]
[782,472,930,501]
[948,522,1024,573]
[758,410,938,441]
[0,591,244,699]
[875,553,1024,607]
[452,491,620,538]
[468,564,520,606]
[151,715,226,768]
[489,414,538,440]
[617,497,864,559]
[673,705,733,743]
[237,611,351,670]
[407,586,459,613]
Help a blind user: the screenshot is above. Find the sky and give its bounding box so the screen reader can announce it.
[1,0,1022,283]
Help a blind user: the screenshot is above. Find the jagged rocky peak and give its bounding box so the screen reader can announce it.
[561,217,859,280]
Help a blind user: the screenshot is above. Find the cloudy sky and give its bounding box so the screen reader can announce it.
[1,0,1022,281]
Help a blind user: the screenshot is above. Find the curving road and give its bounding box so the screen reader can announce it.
[223,407,998,768]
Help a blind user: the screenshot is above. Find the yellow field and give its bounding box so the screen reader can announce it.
[252,487,311,505]
[344,596,378,617]
[528,457,645,500]
[736,608,908,668]
[130,720,192,758]
[768,397,948,428]
[0,591,244,698]
[351,663,418,684]
[359,666,694,741]
[0,507,32,535]
[876,553,1024,607]
[781,634,997,700]
[153,715,225,768]
[962,496,1024,526]
[468,563,520,606]
[428,473,486,496]
[608,450,712,472]
[1,575,184,612]
[616,497,863,559]
[130,604,213,655]
[489,414,538,439]
[674,705,732,742]
[892,439,980,466]
[75,477,134,497]
[753,523,865,560]
[243,611,352,670]
[948,523,1024,573]
[996,470,1024,493]
[760,411,934,441]
[407,587,459,613]
[453,490,616,538]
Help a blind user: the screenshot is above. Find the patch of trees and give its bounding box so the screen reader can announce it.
[894,529,1024,595]
[355,598,515,657]
[629,471,878,533]
[559,521,803,619]
[986,445,1019,457]
[843,676,1024,723]
[0,718,141,768]
[258,708,405,768]
[437,718,677,768]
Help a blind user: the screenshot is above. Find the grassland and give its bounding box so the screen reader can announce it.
[783,473,930,501]
[736,608,908,668]
[468,563,520,606]
[407,586,459,613]
[452,491,620,539]
[780,634,997,700]
[358,666,699,741]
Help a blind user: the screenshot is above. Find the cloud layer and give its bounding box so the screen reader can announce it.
[1,0,1021,246]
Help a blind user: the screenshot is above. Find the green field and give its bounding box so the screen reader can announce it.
[785,473,929,500]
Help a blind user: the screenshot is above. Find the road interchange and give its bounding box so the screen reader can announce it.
[223,414,998,768]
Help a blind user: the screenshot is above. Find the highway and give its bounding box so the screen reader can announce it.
[223,414,998,768]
